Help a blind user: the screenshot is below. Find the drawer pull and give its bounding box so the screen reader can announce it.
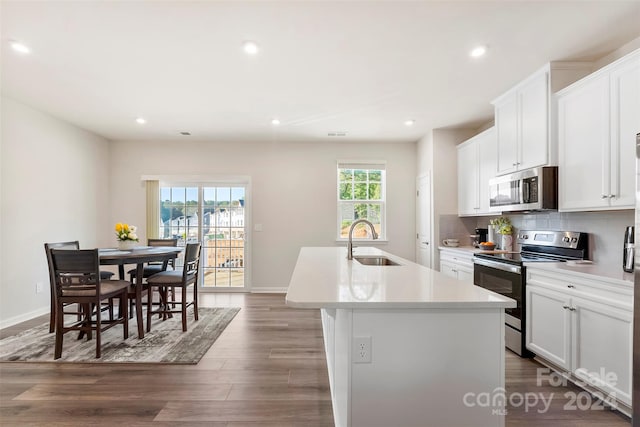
[567,285,575,289]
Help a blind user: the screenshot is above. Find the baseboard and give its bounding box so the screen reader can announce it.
[250,287,288,294]
[0,306,49,330]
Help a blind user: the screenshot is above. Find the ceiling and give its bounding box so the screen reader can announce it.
[2,1,639,143]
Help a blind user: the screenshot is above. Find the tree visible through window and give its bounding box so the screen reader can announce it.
[337,163,386,239]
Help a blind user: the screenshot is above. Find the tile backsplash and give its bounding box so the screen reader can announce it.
[472,210,634,267]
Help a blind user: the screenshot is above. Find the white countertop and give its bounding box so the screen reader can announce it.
[441,246,633,287]
[286,247,516,309]
[524,261,633,287]
[438,245,485,254]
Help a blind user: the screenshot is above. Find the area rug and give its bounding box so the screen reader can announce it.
[0,307,239,364]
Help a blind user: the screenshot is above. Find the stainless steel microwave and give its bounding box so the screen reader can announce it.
[489,166,558,212]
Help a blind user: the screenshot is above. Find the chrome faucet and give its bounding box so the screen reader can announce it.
[347,219,379,260]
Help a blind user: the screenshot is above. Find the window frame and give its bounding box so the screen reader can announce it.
[336,161,387,241]
[147,175,251,293]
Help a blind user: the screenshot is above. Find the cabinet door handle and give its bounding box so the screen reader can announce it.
[601,194,608,199]
[567,285,575,289]
[608,194,616,199]
[422,241,429,245]
[512,163,518,167]
[562,305,570,310]
[569,307,576,311]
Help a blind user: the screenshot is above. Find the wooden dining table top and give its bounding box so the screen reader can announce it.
[98,246,182,264]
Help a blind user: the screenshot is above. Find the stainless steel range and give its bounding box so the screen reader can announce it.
[473,230,589,357]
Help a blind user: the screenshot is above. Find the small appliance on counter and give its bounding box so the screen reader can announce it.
[471,228,488,247]
[624,225,634,273]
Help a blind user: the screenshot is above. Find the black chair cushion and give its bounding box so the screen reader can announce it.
[127,265,165,279]
[100,270,114,280]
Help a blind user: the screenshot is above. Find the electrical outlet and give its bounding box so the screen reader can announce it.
[353,336,372,363]
[35,282,44,294]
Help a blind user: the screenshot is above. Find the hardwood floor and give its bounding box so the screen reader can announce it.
[0,293,631,426]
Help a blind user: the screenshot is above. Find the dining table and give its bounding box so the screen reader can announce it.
[99,246,182,338]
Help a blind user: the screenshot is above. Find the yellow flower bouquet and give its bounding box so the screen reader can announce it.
[115,223,139,242]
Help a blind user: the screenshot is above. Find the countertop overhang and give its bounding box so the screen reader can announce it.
[286,247,516,309]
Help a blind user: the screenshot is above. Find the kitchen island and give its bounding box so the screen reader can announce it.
[286,247,516,427]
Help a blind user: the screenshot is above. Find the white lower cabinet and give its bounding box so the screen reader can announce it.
[439,249,474,284]
[571,295,632,405]
[526,285,571,369]
[526,268,632,406]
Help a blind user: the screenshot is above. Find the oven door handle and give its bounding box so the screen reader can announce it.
[474,258,522,274]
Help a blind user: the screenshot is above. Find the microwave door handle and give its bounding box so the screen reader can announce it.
[515,180,522,204]
[522,180,530,203]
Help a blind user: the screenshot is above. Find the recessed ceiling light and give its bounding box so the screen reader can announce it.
[271,118,281,126]
[404,119,415,127]
[135,117,146,124]
[470,45,487,58]
[243,41,259,55]
[9,40,31,54]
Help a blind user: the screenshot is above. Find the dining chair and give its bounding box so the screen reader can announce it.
[50,249,129,359]
[127,238,179,315]
[45,241,116,333]
[146,242,200,332]
[127,238,178,281]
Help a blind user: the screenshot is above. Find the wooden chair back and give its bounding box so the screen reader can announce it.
[182,242,201,284]
[50,249,101,299]
[148,238,178,268]
[44,241,81,333]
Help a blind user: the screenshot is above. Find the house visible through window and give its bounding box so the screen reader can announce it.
[160,185,246,289]
[337,162,386,239]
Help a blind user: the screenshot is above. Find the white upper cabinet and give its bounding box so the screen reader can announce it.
[558,49,640,211]
[457,127,496,216]
[493,63,592,176]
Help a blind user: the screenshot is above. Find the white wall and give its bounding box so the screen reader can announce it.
[107,139,417,291]
[416,128,477,268]
[0,96,110,327]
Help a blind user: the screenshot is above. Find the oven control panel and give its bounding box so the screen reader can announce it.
[516,230,587,249]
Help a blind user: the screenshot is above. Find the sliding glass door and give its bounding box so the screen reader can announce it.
[160,184,247,290]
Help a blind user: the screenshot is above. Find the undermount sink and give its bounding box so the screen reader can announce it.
[354,256,400,266]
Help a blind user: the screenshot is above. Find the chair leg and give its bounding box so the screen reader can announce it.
[54,302,64,359]
[108,298,114,321]
[181,287,187,332]
[96,304,101,359]
[193,282,198,321]
[122,293,129,339]
[171,287,176,308]
[146,285,153,333]
[49,294,56,333]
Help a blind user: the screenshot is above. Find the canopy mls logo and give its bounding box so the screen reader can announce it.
[462,367,620,415]
[463,387,554,415]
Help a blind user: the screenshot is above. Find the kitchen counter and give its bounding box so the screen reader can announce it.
[438,246,633,286]
[287,247,515,309]
[524,261,633,287]
[286,247,515,427]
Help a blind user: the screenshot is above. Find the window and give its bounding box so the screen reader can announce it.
[337,162,386,239]
[160,185,247,289]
